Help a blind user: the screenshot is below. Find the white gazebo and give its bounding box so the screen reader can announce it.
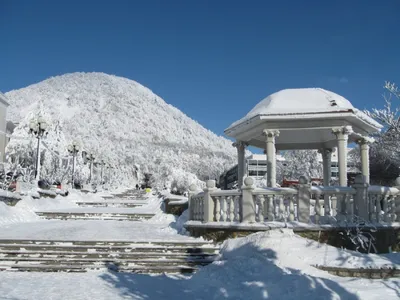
[225,88,382,188]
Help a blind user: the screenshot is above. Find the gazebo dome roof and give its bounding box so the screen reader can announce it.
[225,88,382,150]
[246,88,354,117]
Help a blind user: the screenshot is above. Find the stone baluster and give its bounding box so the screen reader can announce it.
[256,195,263,222]
[278,196,285,221]
[227,196,234,221]
[192,197,197,220]
[220,196,227,221]
[288,195,295,222]
[369,194,376,222]
[192,198,196,220]
[345,193,353,221]
[339,194,347,221]
[215,196,221,222]
[314,191,321,224]
[382,195,389,223]
[395,195,400,222]
[389,197,396,222]
[393,177,400,222]
[267,195,275,221]
[262,195,269,221]
[375,195,382,223]
[203,180,217,222]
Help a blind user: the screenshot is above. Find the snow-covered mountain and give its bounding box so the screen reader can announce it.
[5,72,237,190]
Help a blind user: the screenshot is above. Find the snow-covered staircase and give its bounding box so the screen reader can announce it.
[7,189,220,274]
[35,189,155,221]
[0,239,219,273]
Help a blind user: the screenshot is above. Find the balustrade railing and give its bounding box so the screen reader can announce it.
[368,186,399,223]
[210,190,241,222]
[311,186,356,223]
[187,175,400,225]
[252,188,297,222]
[190,192,205,221]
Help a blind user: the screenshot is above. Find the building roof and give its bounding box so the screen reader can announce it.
[0,92,10,107]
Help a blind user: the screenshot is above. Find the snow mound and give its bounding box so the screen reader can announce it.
[188,229,399,299]
[220,229,399,270]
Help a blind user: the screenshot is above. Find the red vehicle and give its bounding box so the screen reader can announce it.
[281,177,323,188]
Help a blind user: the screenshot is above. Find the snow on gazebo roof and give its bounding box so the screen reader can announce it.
[247,88,353,116]
[227,88,380,130]
[225,88,382,150]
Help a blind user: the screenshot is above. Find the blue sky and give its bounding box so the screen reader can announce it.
[0,0,399,136]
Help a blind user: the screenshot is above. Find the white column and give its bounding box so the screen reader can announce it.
[319,148,332,186]
[319,148,333,216]
[263,129,280,187]
[233,141,247,188]
[356,137,373,184]
[332,126,352,186]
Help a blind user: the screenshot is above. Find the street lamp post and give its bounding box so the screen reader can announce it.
[67,142,80,189]
[29,117,48,181]
[99,160,105,185]
[86,153,95,183]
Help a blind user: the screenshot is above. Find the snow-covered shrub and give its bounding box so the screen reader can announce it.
[364,82,400,185]
[338,215,377,253]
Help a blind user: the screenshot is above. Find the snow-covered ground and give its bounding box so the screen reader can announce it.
[0,219,200,241]
[0,191,399,299]
[0,229,398,300]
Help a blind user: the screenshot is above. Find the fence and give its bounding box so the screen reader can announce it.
[188,175,400,225]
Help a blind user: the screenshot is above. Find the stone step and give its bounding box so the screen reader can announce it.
[0,250,216,259]
[0,239,216,247]
[0,238,220,273]
[0,263,198,273]
[35,212,155,221]
[0,257,214,265]
[0,244,219,254]
[76,202,143,208]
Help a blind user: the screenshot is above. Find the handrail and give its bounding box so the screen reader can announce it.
[252,187,297,196]
[311,186,356,195]
[210,190,241,197]
[368,185,400,195]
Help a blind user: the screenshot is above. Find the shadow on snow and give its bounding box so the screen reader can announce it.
[99,243,360,300]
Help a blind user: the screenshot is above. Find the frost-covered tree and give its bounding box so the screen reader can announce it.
[283,150,323,180]
[6,105,73,184]
[364,82,400,184]
[5,72,238,190]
